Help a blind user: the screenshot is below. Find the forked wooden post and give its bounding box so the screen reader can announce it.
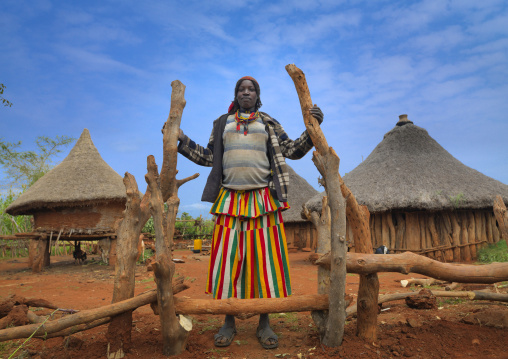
[493,195,508,241]
[107,80,198,358]
[340,180,379,341]
[286,64,347,347]
[147,156,191,356]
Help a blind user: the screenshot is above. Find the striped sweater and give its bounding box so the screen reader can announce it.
[177,112,314,203]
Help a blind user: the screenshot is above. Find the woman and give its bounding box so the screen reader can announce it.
[177,76,323,349]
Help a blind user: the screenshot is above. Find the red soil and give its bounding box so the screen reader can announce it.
[1,251,507,359]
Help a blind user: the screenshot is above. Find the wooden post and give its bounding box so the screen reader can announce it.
[491,213,500,243]
[146,80,193,356]
[439,213,454,261]
[286,64,347,347]
[395,213,406,251]
[109,239,117,266]
[28,239,37,268]
[381,213,390,247]
[405,213,420,251]
[106,174,145,359]
[493,196,508,241]
[147,156,191,356]
[31,239,46,273]
[106,80,197,358]
[303,196,331,295]
[386,213,396,250]
[474,211,483,249]
[486,212,493,244]
[449,213,463,261]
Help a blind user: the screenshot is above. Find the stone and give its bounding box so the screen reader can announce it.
[405,289,437,309]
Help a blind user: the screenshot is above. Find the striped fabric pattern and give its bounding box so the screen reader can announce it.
[222,116,271,190]
[210,187,289,218]
[177,112,315,203]
[206,187,292,299]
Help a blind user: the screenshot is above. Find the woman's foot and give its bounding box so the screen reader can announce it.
[257,313,278,349]
[214,315,236,347]
[256,325,278,349]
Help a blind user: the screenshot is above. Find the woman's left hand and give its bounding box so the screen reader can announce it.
[309,105,323,124]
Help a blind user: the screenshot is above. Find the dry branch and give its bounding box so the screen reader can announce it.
[338,177,379,341]
[147,152,190,356]
[107,172,145,357]
[0,295,59,318]
[316,251,508,283]
[493,195,508,240]
[0,280,188,342]
[286,63,347,347]
[173,294,329,315]
[346,290,508,317]
[400,278,447,288]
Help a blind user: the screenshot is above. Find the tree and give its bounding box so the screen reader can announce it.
[1,84,12,107]
[0,190,32,234]
[0,135,76,190]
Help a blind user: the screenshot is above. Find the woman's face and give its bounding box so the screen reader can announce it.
[236,80,258,111]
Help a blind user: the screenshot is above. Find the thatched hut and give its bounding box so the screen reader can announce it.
[306,115,508,262]
[6,129,126,270]
[282,165,319,250]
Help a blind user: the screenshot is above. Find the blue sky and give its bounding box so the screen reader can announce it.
[1,0,507,218]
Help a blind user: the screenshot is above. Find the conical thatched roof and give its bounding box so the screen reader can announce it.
[306,115,508,213]
[6,129,126,216]
[282,165,319,223]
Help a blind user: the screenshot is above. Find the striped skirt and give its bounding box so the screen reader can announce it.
[206,187,292,299]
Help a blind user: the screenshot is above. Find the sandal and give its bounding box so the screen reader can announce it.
[256,326,279,349]
[214,326,237,347]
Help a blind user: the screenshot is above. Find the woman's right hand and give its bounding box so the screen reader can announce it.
[161,124,185,142]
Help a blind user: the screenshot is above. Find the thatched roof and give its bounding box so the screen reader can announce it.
[306,115,508,213]
[282,165,319,223]
[6,129,126,216]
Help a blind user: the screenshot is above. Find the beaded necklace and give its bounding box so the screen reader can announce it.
[234,110,259,136]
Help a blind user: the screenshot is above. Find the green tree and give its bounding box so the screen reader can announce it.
[0,135,76,190]
[1,190,32,234]
[1,84,13,107]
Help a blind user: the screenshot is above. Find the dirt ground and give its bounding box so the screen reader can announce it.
[1,250,507,359]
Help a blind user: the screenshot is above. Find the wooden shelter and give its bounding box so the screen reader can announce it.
[282,165,319,250]
[305,115,508,262]
[5,129,126,270]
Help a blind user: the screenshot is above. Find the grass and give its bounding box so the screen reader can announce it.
[199,317,221,334]
[422,284,444,291]
[270,312,298,323]
[449,192,466,208]
[135,278,153,284]
[204,347,228,354]
[476,240,508,263]
[0,340,16,354]
[137,249,154,264]
[438,297,467,306]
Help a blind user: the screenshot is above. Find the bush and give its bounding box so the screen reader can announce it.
[142,212,214,240]
[477,240,508,263]
[0,190,32,235]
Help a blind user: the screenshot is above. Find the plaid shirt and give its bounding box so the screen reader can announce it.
[178,112,314,203]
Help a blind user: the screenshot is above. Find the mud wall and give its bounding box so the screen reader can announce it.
[285,222,317,250]
[346,209,501,262]
[33,203,125,234]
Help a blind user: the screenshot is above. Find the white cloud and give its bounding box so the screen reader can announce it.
[409,25,466,54]
[180,202,209,211]
[55,46,147,76]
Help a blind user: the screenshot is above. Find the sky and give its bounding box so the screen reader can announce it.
[1,0,507,218]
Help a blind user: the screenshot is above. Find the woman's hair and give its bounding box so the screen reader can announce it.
[228,76,263,114]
